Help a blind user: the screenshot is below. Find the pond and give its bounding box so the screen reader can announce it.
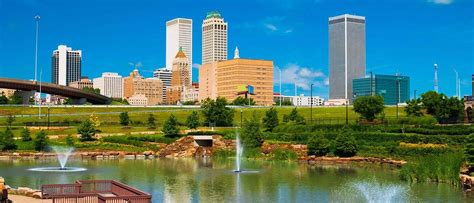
[0,158,471,202]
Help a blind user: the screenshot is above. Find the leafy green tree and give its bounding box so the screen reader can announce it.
[82,87,101,95]
[201,97,235,126]
[186,111,200,129]
[20,128,32,141]
[334,130,358,157]
[65,134,75,146]
[119,112,130,126]
[421,91,443,115]
[163,114,180,138]
[241,112,264,148]
[182,101,197,105]
[405,98,423,117]
[34,130,49,151]
[0,93,8,104]
[77,120,96,141]
[465,133,474,166]
[0,128,17,151]
[262,107,279,132]
[6,114,15,128]
[307,134,331,156]
[467,107,473,122]
[353,95,385,122]
[435,96,464,123]
[8,94,22,104]
[232,96,256,106]
[283,108,305,124]
[63,98,73,105]
[147,114,157,129]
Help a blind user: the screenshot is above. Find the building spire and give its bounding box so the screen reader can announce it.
[234,46,240,59]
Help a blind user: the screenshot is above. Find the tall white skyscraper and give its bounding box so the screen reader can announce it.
[166,18,192,85]
[51,45,82,86]
[93,72,123,99]
[329,14,366,101]
[202,11,228,65]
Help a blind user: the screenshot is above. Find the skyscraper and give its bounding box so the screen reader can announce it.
[202,11,228,65]
[166,48,191,104]
[329,14,366,101]
[166,18,192,85]
[51,45,82,86]
[93,72,123,99]
[153,67,172,101]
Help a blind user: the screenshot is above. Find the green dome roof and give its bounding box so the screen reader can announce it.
[206,11,222,19]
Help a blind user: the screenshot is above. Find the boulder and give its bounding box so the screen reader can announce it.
[0,177,4,190]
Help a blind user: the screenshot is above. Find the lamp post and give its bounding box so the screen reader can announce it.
[278,67,282,107]
[310,83,313,123]
[240,109,243,128]
[34,15,40,82]
[345,99,349,126]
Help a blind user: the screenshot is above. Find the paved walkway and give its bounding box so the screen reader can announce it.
[9,195,51,203]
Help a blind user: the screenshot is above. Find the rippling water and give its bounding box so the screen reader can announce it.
[0,158,470,202]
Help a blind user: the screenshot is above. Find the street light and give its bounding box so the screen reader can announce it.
[240,109,243,128]
[310,83,313,124]
[277,67,282,107]
[34,15,40,82]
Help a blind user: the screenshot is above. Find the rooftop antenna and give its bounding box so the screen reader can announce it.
[434,64,439,93]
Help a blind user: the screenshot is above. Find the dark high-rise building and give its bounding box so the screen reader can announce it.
[51,45,82,86]
[353,74,410,105]
[329,14,366,102]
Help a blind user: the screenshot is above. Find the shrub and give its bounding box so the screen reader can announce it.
[162,114,180,138]
[262,107,279,132]
[241,112,264,148]
[147,114,156,129]
[271,148,298,161]
[465,133,474,166]
[0,128,17,151]
[334,130,358,157]
[186,111,200,129]
[353,95,385,122]
[307,134,331,156]
[213,149,234,159]
[65,134,75,146]
[77,120,96,141]
[34,130,49,151]
[119,112,130,126]
[21,128,32,142]
[405,99,424,117]
[201,97,234,127]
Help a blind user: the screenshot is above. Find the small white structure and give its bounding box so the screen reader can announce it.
[127,95,148,106]
[93,72,123,99]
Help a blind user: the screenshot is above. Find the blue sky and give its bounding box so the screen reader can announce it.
[0,0,473,98]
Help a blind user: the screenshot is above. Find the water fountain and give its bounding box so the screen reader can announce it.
[234,133,243,173]
[29,146,87,172]
[332,180,409,203]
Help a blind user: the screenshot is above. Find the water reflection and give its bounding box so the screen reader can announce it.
[0,158,468,202]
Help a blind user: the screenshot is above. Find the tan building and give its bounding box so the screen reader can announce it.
[166,48,191,104]
[68,77,93,89]
[0,88,15,98]
[123,69,163,105]
[199,57,274,106]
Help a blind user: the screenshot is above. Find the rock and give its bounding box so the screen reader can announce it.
[32,191,42,199]
[143,151,154,156]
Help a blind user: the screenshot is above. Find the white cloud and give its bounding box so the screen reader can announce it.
[428,0,454,4]
[264,23,278,31]
[275,63,328,91]
[192,63,201,69]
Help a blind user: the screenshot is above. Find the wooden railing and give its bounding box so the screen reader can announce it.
[42,180,151,203]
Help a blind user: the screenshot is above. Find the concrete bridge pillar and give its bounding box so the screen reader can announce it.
[16,90,35,104]
[71,98,87,105]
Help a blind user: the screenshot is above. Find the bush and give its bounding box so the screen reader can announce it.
[334,130,358,157]
[77,120,96,141]
[186,111,200,129]
[241,112,264,148]
[21,128,32,142]
[405,99,423,117]
[466,133,474,166]
[353,95,385,122]
[162,114,180,138]
[262,107,279,132]
[0,128,17,151]
[34,130,49,151]
[119,112,130,126]
[271,148,298,161]
[65,134,75,146]
[147,114,156,129]
[307,134,331,156]
[201,97,234,127]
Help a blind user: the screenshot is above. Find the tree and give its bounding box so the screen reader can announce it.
[162,114,180,137]
[6,114,15,128]
[147,114,157,129]
[20,128,32,142]
[89,112,101,129]
[77,120,96,141]
[119,112,130,126]
[65,134,75,146]
[275,100,292,106]
[262,107,279,132]
[421,91,443,115]
[82,87,101,95]
[467,107,473,123]
[182,101,197,105]
[0,128,17,151]
[334,130,358,157]
[307,134,331,156]
[353,95,385,122]
[0,93,8,104]
[8,94,22,104]
[232,96,256,106]
[240,112,264,148]
[186,111,200,129]
[465,134,474,166]
[405,98,423,117]
[435,96,464,123]
[283,108,305,124]
[201,97,235,126]
[34,130,49,151]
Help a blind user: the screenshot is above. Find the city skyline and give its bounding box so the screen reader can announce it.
[0,0,473,99]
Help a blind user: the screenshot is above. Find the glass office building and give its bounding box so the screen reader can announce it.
[353,74,410,105]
